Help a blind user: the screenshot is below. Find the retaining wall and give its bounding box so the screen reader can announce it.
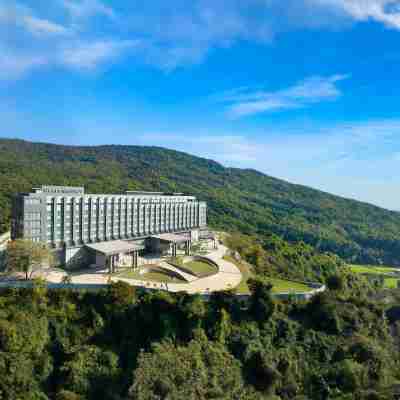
[138,265,184,281]
[0,279,325,300]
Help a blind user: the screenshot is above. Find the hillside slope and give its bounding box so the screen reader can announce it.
[1,138,400,265]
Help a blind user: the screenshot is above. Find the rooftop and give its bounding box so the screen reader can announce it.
[33,185,84,195]
[29,186,191,198]
[151,232,191,243]
[85,240,145,256]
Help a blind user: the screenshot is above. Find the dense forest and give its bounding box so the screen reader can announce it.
[1,275,399,400]
[1,138,400,266]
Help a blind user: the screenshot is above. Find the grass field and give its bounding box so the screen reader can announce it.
[264,278,312,293]
[349,264,400,289]
[183,260,217,277]
[222,255,312,294]
[349,265,399,274]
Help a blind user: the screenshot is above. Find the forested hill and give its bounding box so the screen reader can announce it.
[1,138,400,265]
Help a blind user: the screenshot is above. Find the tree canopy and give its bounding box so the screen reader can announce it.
[0,278,396,399]
[5,239,54,280]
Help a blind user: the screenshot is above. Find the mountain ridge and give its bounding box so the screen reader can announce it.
[1,137,400,265]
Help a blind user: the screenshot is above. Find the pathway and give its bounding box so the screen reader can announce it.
[111,244,242,294]
[44,244,243,294]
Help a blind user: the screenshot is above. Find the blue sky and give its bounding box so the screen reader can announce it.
[2,1,400,210]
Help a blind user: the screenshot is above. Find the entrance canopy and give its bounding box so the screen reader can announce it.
[199,230,216,241]
[150,233,191,244]
[85,240,144,256]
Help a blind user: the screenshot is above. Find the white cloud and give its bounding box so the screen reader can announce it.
[61,0,116,20]
[21,15,69,36]
[0,2,69,36]
[0,1,133,80]
[60,39,138,70]
[314,0,400,29]
[217,75,348,118]
[2,0,400,79]
[0,51,48,80]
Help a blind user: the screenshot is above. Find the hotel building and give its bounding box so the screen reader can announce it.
[11,186,207,269]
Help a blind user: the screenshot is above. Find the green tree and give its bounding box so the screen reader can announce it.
[59,345,120,399]
[129,336,250,400]
[327,275,345,291]
[248,278,275,322]
[6,239,54,280]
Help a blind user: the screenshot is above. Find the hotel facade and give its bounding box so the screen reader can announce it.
[11,186,207,268]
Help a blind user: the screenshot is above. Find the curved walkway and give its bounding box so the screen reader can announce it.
[43,244,242,294]
[112,244,242,294]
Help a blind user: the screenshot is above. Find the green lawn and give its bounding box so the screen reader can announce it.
[183,261,217,277]
[264,278,312,293]
[222,255,312,294]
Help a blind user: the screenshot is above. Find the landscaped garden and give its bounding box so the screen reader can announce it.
[182,260,217,277]
[167,257,218,278]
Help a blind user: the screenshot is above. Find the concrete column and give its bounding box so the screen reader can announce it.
[185,240,191,256]
[172,243,177,257]
[135,251,138,269]
[111,255,116,273]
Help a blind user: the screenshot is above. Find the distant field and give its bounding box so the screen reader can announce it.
[349,264,400,289]
[349,265,399,274]
[383,278,399,289]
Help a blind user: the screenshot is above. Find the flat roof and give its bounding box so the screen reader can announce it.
[85,240,144,256]
[151,233,191,243]
[199,231,215,240]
